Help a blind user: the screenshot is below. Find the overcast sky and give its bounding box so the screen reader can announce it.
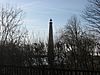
[0,0,88,40]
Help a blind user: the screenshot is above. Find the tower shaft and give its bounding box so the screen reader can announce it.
[48,19,54,66]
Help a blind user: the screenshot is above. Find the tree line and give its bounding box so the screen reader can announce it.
[0,0,100,70]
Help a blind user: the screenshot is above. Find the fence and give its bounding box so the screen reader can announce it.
[0,65,100,75]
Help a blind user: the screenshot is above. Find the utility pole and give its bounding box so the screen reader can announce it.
[48,19,54,66]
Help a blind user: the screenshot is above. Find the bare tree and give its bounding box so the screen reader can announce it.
[55,16,96,69]
[0,6,30,65]
[82,0,100,34]
[0,6,23,45]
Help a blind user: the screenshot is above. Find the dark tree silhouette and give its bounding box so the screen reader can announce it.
[0,6,27,65]
[0,6,24,45]
[82,0,100,34]
[55,16,96,70]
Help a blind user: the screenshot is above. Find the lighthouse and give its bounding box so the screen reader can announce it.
[48,19,54,66]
